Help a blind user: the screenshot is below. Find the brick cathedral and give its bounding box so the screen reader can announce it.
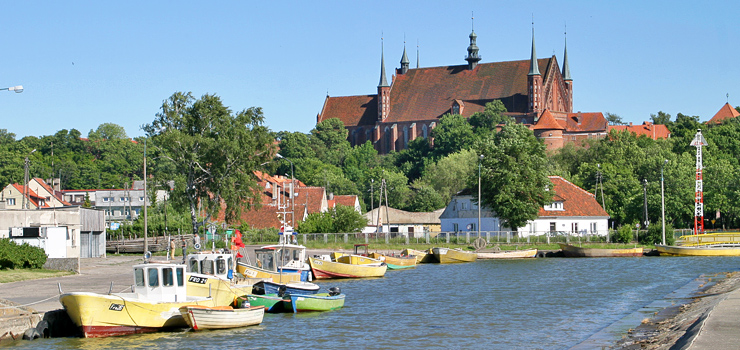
[317,26,608,153]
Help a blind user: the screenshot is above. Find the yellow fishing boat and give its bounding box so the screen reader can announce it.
[235,244,311,283]
[368,252,418,269]
[656,244,740,256]
[60,263,217,338]
[185,251,256,306]
[676,233,740,245]
[432,247,478,263]
[402,248,437,263]
[308,256,387,279]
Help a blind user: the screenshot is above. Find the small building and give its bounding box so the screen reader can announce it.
[608,121,671,140]
[439,176,609,237]
[363,206,443,238]
[61,180,165,226]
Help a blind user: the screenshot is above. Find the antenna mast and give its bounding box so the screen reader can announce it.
[690,129,708,235]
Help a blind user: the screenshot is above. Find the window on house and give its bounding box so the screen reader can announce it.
[453,223,459,232]
[571,222,578,233]
[104,209,111,216]
[139,196,145,201]
[549,222,556,232]
[461,202,467,210]
[121,197,130,202]
[102,197,109,202]
[7,198,15,205]
[452,104,460,114]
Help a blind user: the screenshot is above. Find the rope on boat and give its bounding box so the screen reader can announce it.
[0,294,59,310]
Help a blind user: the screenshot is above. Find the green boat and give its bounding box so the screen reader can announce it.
[288,291,345,313]
[246,294,290,313]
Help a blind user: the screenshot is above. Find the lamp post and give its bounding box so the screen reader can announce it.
[23,149,36,209]
[661,159,668,245]
[478,155,484,239]
[0,85,23,93]
[276,153,294,228]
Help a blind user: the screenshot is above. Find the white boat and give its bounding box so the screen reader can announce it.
[184,251,258,306]
[179,305,265,330]
[236,242,312,282]
[477,249,538,259]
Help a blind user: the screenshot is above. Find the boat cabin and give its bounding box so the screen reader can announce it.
[132,263,187,302]
[255,244,307,272]
[354,244,369,256]
[186,252,234,280]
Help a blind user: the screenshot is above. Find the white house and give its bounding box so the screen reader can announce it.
[440,176,609,237]
[363,206,443,238]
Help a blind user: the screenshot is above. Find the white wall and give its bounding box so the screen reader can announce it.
[518,217,609,237]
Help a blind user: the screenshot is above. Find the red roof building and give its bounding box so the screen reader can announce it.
[608,122,671,140]
[317,28,607,152]
[707,102,740,125]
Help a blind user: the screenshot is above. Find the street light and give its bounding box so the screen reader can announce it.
[23,149,36,209]
[661,159,668,245]
[478,155,484,239]
[1,85,23,93]
[276,153,295,228]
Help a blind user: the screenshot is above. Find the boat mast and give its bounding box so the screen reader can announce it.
[690,129,708,235]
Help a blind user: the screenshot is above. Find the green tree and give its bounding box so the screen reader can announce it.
[406,184,446,212]
[83,192,92,208]
[605,112,625,125]
[296,205,367,233]
[88,123,129,140]
[143,92,274,235]
[419,149,477,204]
[475,123,552,231]
[430,113,475,159]
[468,100,512,134]
[650,111,672,125]
[309,118,351,167]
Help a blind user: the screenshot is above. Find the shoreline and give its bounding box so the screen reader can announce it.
[612,271,740,349]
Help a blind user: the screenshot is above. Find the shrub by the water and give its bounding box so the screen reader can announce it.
[0,238,47,269]
[640,222,675,245]
[611,225,634,243]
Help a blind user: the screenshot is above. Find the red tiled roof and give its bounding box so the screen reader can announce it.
[608,122,670,139]
[295,187,326,214]
[538,176,608,217]
[319,58,554,127]
[32,178,72,206]
[11,183,49,208]
[562,112,608,133]
[333,195,358,208]
[531,110,564,130]
[707,103,740,125]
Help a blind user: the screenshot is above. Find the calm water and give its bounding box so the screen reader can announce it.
[10,256,740,350]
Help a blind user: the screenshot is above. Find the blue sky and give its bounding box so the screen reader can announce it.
[0,1,737,139]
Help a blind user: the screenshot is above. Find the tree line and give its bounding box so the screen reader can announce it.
[3,93,740,234]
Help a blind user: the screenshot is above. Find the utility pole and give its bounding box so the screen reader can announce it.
[642,179,648,229]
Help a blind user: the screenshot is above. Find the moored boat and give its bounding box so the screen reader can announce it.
[558,243,643,257]
[246,294,291,313]
[402,248,437,263]
[655,244,740,256]
[185,251,257,306]
[432,247,477,263]
[477,248,538,259]
[236,243,311,283]
[179,305,265,331]
[308,256,387,279]
[368,252,417,269]
[60,262,216,338]
[253,280,320,295]
[287,288,345,313]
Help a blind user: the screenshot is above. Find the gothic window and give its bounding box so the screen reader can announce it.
[422,124,428,138]
[384,127,391,152]
[403,126,409,149]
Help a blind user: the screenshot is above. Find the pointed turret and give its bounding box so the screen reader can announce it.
[528,27,540,76]
[465,29,481,70]
[400,42,410,74]
[377,39,391,121]
[562,36,571,81]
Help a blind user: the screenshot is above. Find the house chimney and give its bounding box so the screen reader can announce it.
[328,193,334,200]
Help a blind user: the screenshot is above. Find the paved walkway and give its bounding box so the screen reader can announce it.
[688,286,740,349]
[0,256,143,313]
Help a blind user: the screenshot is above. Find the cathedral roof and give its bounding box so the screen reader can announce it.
[707,102,740,125]
[319,57,554,128]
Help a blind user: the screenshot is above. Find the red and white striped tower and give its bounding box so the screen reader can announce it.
[690,129,708,235]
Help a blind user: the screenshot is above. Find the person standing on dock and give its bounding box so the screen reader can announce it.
[181,238,187,263]
[169,239,176,260]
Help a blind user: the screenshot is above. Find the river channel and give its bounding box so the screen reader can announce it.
[12,256,740,349]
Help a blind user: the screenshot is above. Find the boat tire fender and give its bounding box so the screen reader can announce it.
[35,320,49,338]
[328,287,341,296]
[278,285,287,297]
[23,328,40,340]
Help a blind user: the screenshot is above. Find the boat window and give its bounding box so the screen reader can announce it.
[134,268,145,286]
[148,268,159,287]
[216,257,226,275]
[258,253,275,271]
[189,258,199,273]
[176,267,184,286]
[228,257,233,270]
[201,260,214,275]
[293,250,300,261]
[162,267,174,286]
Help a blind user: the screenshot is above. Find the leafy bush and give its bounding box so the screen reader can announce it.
[0,239,47,269]
[611,225,634,243]
[640,222,675,245]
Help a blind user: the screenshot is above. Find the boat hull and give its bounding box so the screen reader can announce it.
[60,292,216,338]
[246,294,291,313]
[477,249,538,259]
[559,243,643,257]
[288,293,345,313]
[402,248,437,263]
[179,305,265,330]
[656,244,740,256]
[257,280,320,295]
[368,252,417,269]
[335,254,384,265]
[236,262,302,283]
[432,248,477,263]
[308,257,387,279]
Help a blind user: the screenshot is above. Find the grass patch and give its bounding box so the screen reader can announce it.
[0,269,75,283]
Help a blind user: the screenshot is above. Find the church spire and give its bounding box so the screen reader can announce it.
[465,13,481,70]
[416,40,420,68]
[528,25,540,76]
[400,38,410,74]
[562,30,572,81]
[378,38,389,87]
